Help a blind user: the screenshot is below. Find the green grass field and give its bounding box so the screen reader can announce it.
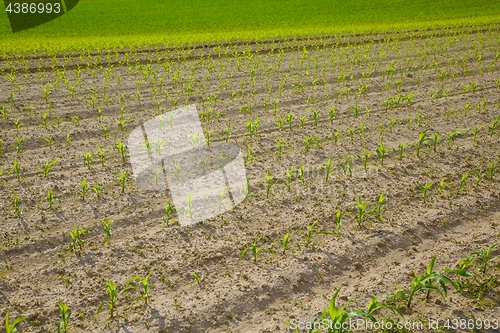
[1,0,500,54]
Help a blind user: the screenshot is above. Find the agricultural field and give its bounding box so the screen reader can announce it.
[1,2,500,333]
[1,0,500,53]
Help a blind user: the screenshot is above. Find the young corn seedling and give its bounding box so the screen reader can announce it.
[68,225,89,254]
[178,193,193,218]
[189,132,199,148]
[372,192,387,223]
[191,271,204,286]
[97,146,106,166]
[282,165,295,192]
[299,116,307,128]
[11,118,26,132]
[13,137,25,154]
[310,109,320,126]
[469,242,499,275]
[76,178,90,201]
[82,151,93,170]
[7,159,23,182]
[37,159,57,178]
[41,135,55,148]
[486,162,497,180]
[488,115,500,136]
[117,119,127,133]
[342,155,353,177]
[276,233,298,255]
[356,147,372,171]
[443,256,473,293]
[329,106,337,122]
[140,139,153,158]
[115,140,127,164]
[246,118,260,137]
[416,129,430,157]
[89,182,104,199]
[216,186,230,211]
[159,273,175,289]
[300,220,332,248]
[276,116,285,131]
[358,120,365,140]
[10,190,21,217]
[276,138,289,156]
[1,262,10,278]
[385,96,395,112]
[355,196,370,228]
[172,160,182,179]
[153,139,167,157]
[430,132,443,152]
[464,102,471,115]
[286,113,293,130]
[309,288,376,333]
[457,173,469,193]
[273,99,281,114]
[116,171,129,193]
[265,170,275,197]
[415,111,423,126]
[297,165,305,183]
[446,130,461,146]
[102,218,112,246]
[352,103,361,118]
[204,128,216,147]
[331,130,340,145]
[365,295,402,317]
[323,158,335,182]
[40,190,61,209]
[333,210,343,236]
[5,311,25,333]
[66,132,72,146]
[96,107,103,120]
[97,279,135,318]
[244,144,255,163]
[304,136,313,153]
[128,274,152,305]
[392,142,408,161]
[241,237,269,262]
[102,125,110,139]
[43,86,51,103]
[389,118,398,132]
[57,300,72,333]
[0,106,7,119]
[475,169,485,186]
[438,178,451,195]
[407,256,457,308]
[163,201,175,226]
[72,115,80,126]
[417,182,433,202]
[346,126,358,142]
[223,123,231,141]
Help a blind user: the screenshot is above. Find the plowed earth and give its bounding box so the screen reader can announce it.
[1,25,500,332]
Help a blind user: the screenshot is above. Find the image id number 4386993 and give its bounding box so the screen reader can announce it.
[442,318,498,330]
[5,2,61,14]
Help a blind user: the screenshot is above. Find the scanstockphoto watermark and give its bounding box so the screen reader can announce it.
[288,318,500,332]
[128,104,247,227]
[288,318,425,332]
